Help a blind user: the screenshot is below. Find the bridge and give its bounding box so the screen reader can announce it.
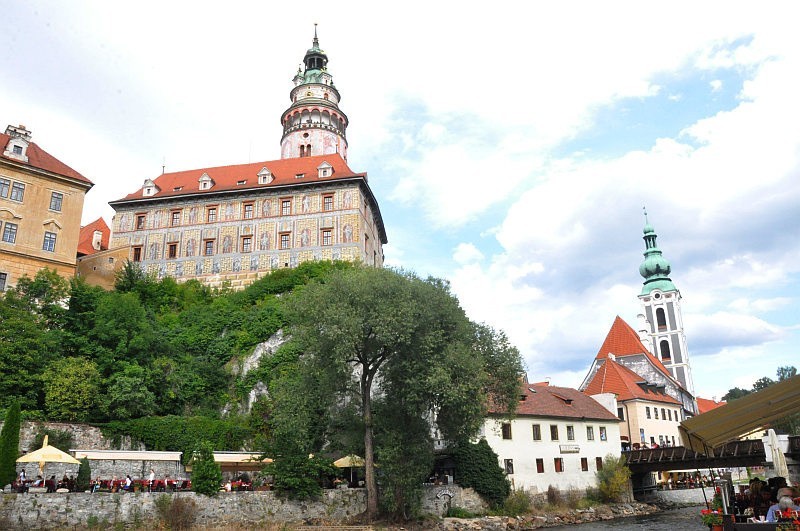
[622,439,767,474]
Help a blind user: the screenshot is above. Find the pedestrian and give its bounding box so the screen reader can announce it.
[148,469,155,492]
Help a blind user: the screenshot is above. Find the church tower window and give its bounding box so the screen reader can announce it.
[656,308,667,331]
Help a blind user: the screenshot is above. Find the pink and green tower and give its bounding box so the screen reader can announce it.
[637,209,695,395]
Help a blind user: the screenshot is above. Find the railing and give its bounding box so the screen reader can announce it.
[623,440,766,472]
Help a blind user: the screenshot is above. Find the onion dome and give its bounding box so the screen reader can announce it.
[639,209,677,295]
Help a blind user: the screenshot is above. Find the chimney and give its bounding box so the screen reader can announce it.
[92,230,103,251]
[5,124,32,142]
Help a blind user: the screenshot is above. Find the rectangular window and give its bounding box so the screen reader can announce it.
[42,231,57,252]
[581,457,589,471]
[243,202,254,219]
[364,233,369,252]
[136,214,146,230]
[49,191,64,211]
[279,232,290,250]
[207,207,217,223]
[0,178,9,198]
[132,246,142,262]
[2,222,17,243]
[586,426,594,441]
[167,243,178,259]
[599,427,607,441]
[0,272,6,291]
[566,425,575,441]
[204,240,214,256]
[532,424,541,441]
[596,457,603,470]
[661,408,666,420]
[654,408,659,419]
[10,182,24,201]
[501,423,512,440]
[321,229,332,246]
[550,425,559,441]
[667,410,672,421]
[13,145,22,155]
[281,199,292,216]
[646,407,651,419]
[617,407,625,421]
[171,210,181,227]
[536,458,544,473]
[554,458,564,473]
[504,459,514,475]
[322,194,333,211]
[241,236,252,253]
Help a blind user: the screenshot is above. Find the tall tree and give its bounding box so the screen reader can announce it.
[0,401,21,486]
[41,357,102,421]
[282,267,523,519]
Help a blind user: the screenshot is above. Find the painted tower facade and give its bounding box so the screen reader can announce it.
[637,213,694,395]
[280,27,348,161]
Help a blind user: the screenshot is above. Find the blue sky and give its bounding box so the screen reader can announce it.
[1,2,798,401]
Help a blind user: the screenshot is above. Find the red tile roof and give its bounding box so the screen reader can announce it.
[77,217,110,256]
[1,133,92,185]
[583,358,680,405]
[696,397,726,414]
[596,316,678,383]
[490,382,619,421]
[113,153,361,202]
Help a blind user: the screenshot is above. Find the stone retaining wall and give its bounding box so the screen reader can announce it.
[641,486,712,505]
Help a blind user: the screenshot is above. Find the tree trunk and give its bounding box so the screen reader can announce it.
[362,369,378,520]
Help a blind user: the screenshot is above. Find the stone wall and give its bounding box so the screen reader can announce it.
[0,421,137,454]
[641,486,712,504]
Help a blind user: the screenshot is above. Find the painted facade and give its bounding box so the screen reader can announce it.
[482,382,621,492]
[0,124,93,290]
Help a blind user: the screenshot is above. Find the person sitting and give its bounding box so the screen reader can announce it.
[766,488,800,522]
[32,475,44,487]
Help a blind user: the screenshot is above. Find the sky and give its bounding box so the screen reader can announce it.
[2,1,798,402]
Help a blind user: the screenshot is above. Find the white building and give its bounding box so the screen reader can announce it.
[482,381,621,493]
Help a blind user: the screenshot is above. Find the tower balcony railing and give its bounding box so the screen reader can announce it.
[282,122,346,138]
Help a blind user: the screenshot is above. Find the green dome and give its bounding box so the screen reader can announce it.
[638,215,677,295]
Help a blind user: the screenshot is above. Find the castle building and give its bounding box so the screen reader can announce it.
[0,124,93,291]
[95,30,386,289]
[636,214,694,394]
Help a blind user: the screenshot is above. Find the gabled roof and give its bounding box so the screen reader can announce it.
[77,217,110,256]
[112,153,360,202]
[696,397,726,414]
[489,382,619,421]
[0,132,92,185]
[583,358,680,405]
[596,316,678,384]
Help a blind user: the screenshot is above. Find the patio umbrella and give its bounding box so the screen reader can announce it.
[767,429,790,481]
[333,455,365,485]
[16,435,80,476]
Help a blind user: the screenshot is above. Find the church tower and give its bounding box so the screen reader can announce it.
[280,26,349,161]
[637,210,694,395]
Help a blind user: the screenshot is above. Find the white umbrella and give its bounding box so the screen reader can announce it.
[767,429,790,482]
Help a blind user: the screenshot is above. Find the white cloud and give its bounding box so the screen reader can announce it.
[452,243,484,265]
[710,79,723,92]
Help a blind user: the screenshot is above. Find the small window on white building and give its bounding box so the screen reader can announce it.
[586,426,594,441]
[599,427,607,441]
[566,425,575,441]
[501,423,512,440]
[504,459,514,475]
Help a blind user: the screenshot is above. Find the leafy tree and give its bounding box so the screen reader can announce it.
[752,376,776,392]
[91,291,154,368]
[41,357,102,421]
[453,438,510,509]
[105,363,156,420]
[721,387,751,401]
[282,267,523,519]
[777,366,797,381]
[12,268,70,328]
[190,441,222,496]
[596,454,632,502]
[76,457,91,492]
[0,401,21,486]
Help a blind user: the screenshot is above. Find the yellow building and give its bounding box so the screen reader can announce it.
[0,124,93,291]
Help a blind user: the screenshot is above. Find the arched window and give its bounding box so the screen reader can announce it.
[306,144,312,156]
[656,308,667,331]
[660,340,671,361]
[299,145,305,157]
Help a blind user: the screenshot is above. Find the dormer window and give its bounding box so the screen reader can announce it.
[142,178,159,197]
[198,172,214,191]
[12,145,22,155]
[295,173,305,179]
[237,180,247,185]
[257,167,273,184]
[317,161,333,178]
[3,125,31,162]
[173,186,183,191]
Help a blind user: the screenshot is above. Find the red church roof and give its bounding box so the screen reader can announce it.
[113,153,361,203]
[1,133,92,185]
[596,316,677,383]
[77,218,110,256]
[583,358,680,405]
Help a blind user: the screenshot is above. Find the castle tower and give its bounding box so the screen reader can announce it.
[638,209,694,395]
[280,25,349,161]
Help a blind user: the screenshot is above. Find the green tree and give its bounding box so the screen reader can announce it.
[721,387,751,401]
[12,268,70,328]
[282,267,523,519]
[76,457,91,492]
[0,400,21,486]
[752,376,775,392]
[106,363,156,420]
[453,438,510,509]
[190,441,222,496]
[41,358,102,421]
[596,454,632,502]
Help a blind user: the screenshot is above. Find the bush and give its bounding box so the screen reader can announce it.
[446,506,478,518]
[154,494,197,530]
[596,454,631,502]
[76,457,91,492]
[565,488,583,509]
[546,485,563,506]
[0,400,21,486]
[502,488,532,516]
[190,441,222,496]
[453,439,511,509]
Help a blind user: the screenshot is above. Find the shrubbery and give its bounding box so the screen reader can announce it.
[0,401,21,486]
[453,439,510,509]
[155,494,197,529]
[596,454,631,502]
[190,441,222,496]
[76,457,91,492]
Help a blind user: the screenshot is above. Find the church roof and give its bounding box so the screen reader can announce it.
[1,132,92,185]
[583,358,680,405]
[77,217,110,256]
[490,382,619,421]
[696,397,726,414]
[112,153,361,202]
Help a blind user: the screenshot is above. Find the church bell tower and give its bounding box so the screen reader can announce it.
[638,210,695,395]
[280,25,349,160]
